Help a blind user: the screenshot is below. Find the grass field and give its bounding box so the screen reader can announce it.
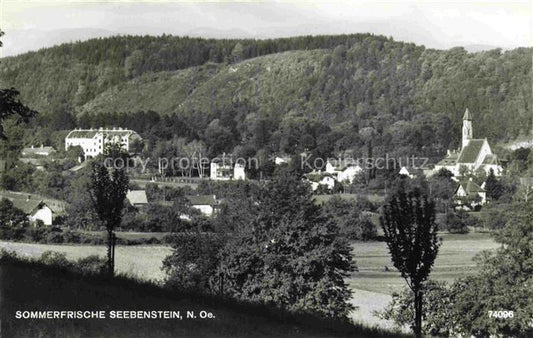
[0,232,499,331]
[0,242,172,282]
[347,232,499,295]
[78,230,170,242]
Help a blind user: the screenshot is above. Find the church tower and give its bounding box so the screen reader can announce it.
[462,108,473,149]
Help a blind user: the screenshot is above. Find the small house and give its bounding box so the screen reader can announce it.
[185,195,218,217]
[11,199,54,226]
[126,190,148,208]
[455,179,487,210]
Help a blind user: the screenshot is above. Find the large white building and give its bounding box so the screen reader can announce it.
[210,160,246,180]
[65,128,142,158]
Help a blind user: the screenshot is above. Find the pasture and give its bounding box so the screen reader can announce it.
[348,232,499,295]
[0,232,499,330]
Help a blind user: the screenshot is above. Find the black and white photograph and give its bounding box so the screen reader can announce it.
[0,1,531,337]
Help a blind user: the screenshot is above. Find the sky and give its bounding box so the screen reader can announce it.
[1,0,531,57]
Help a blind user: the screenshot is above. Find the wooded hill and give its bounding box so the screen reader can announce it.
[1,34,531,160]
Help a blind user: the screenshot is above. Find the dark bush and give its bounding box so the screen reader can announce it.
[74,255,107,275]
[39,251,71,267]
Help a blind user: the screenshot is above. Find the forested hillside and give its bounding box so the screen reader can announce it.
[0,34,531,161]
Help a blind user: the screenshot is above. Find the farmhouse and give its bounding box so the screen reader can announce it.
[65,127,142,159]
[126,190,148,208]
[185,195,218,217]
[19,145,57,170]
[11,199,54,226]
[325,159,363,184]
[454,179,487,210]
[435,109,503,177]
[303,171,337,191]
[21,145,56,157]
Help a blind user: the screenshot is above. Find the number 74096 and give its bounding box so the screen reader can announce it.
[488,311,514,319]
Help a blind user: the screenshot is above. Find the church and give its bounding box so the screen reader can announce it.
[434,109,503,177]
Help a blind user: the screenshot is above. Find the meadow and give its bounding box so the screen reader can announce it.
[348,232,499,295]
[0,232,499,331]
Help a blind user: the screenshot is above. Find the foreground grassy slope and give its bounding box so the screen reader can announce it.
[0,259,406,338]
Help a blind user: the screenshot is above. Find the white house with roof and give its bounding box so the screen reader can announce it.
[65,128,142,159]
[210,159,246,181]
[126,190,148,208]
[21,145,56,157]
[303,171,337,191]
[183,195,218,218]
[11,199,54,226]
[399,166,415,178]
[434,109,503,177]
[274,155,292,165]
[454,179,487,209]
[325,159,363,183]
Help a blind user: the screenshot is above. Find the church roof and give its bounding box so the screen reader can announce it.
[482,154,499,165]
[463,108,472,120]
[437,152,459,166]
[457,139,485,164]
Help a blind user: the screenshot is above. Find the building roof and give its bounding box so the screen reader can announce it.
[463,108,472,120]
[11,199,46,214]
[186,195,217,206]
[436,152,459,166]
[482,154,499,165]
[126,190,148,205]
[21,146,56,157]
[457,180,485,195]
[66,128,139,139]
[457,139,485,164]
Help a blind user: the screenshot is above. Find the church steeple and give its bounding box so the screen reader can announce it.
[462,108,473,149]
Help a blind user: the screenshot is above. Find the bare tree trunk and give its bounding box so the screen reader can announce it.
[107,228,115,276]
[414,289,423,338]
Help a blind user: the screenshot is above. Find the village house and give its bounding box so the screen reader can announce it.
[65,127,142,159]
[19,145,57,170]
[454,179,487,210]
[325,159,363,184]
[210,160,246,180]
[434,109,503,177]
[274,155,292,165]
[184,195,218,218]
[126,190,148,208]
[21,145,56,157]
[0,191,66,226]
[11,198,54,226]
[303,171,337,191]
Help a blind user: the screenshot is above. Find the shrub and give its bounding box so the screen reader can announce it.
[74,255,108,275]
[45,231,64,243]
[25,227,48,242]
[377,280,453,336]
[39,251,71,268]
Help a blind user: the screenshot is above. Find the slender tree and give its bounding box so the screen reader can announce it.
[484,168,503,201]
[380,187,440,337]
[89,147,129,276]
